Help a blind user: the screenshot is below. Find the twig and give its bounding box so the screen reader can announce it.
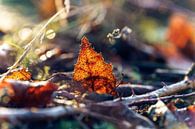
[117,83,156,95]
[129,92,195,106]
[100,62,194,106]
[103,78,195,106]
[0,106,78,121]
[0,105,148,129]
[55,0,69,25]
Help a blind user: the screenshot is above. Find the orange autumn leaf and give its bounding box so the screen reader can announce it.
[188,105,195,113]
[167,14,195,48]
[3,68,31,81]
[73,37,116,95]
[0,80,58,107]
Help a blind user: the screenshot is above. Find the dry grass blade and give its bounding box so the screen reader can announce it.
[55,0,70,25]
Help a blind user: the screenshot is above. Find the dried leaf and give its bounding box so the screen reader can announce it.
[3,68,31,81]
[73,37,116,95]
[188,105,195,112]
[167,14,195,48]
[0,80,58,107]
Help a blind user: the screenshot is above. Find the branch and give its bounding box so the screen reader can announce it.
[100,78,195,106]
[0,104,155,129]
[129,92,195,106]
[0,106,78,121]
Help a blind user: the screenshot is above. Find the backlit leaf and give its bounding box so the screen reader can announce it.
[73,37,116,95]
[4,68,31,81]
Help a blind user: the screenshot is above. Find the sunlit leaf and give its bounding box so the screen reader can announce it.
[73,37,116,95]
[4,68,31,81]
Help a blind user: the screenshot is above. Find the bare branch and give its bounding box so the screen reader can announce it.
[106,79,195,106]
[129,92,195,106]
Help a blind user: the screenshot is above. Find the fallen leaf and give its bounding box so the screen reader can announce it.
[0,80,58,107]
[167,14,194,49]
[188,105,195,112]
[73,37,116,95]
[3,67,31,81]
[166,14,195,60]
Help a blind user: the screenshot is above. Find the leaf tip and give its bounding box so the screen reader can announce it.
[81,36,90,48]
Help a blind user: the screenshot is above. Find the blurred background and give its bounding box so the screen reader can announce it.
[0,0,195,85]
